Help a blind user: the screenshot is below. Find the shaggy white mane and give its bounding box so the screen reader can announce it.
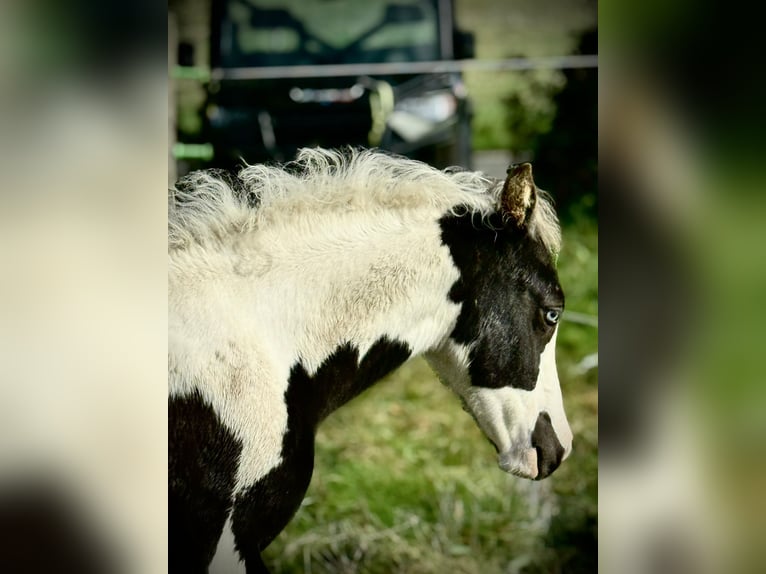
[169,147,561,255]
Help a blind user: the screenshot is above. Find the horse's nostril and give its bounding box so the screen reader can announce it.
[531,412,565,480]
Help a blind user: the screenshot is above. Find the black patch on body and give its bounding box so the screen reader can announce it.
[169,391,242,573]
[531,411,565,479]
[439,211,564,390]
[231,337,411,570]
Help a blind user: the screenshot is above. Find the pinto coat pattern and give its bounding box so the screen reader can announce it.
[169,148,571,573]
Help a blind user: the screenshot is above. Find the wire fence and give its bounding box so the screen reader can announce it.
[211,55,598,80]
[173,55,598,82]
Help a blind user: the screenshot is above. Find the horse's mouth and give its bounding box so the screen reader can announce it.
[498,448,539,480]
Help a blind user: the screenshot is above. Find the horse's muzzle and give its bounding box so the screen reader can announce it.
[530,412,566,480]
[498,447,539,479]
[497,412,569,480]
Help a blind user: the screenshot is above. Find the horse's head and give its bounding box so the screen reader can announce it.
[428,163,572,480]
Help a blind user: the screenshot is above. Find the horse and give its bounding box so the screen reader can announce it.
[168,147,573,573]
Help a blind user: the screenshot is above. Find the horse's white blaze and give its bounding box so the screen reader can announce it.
[169,208,463,493]
[538,328,574,460]
[427,327,571,479]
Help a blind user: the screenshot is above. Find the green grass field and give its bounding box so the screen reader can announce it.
[263,215,598,573]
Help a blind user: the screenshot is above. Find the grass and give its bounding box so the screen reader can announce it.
[263,214,598,573]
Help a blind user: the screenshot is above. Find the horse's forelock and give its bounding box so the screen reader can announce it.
[527,190,562,258]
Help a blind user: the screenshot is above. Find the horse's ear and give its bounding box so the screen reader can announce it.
[500,163,537,228]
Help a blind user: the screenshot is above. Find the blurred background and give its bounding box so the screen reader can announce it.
[6,2,765,574]
[169,1,597,573]
[168,0,596,190]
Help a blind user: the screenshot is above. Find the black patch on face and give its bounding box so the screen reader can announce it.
[531,411,565,480]
[231,337,411,566]
[439,211,563,390]
[169,390,242,572]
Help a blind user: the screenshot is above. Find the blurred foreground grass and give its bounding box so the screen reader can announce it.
[264,215,598,573]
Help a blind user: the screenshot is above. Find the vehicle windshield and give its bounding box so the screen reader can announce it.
[219,0,441,67]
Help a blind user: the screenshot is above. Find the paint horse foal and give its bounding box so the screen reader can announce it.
[169,148,573,573]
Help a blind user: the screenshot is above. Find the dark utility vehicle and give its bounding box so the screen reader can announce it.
[197,0,474,169]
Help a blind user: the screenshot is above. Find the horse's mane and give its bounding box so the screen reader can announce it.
[169,147,560,255]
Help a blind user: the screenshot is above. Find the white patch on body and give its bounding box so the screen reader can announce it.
[537,327,574,460]
[169,207,462,494]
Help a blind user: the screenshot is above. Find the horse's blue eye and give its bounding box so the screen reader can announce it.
[544,309,560,325]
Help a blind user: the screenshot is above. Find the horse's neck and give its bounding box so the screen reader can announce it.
[256,209,461,391]
[169,209,463,435]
